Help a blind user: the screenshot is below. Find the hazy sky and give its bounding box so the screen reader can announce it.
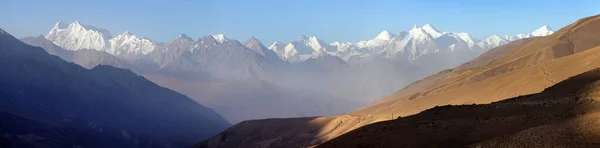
[2,0,599,44]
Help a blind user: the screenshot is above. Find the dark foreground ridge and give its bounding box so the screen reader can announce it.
[319,68,600,148]
[0,28,230,147]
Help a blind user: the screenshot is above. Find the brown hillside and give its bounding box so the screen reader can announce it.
[320,68,600,148]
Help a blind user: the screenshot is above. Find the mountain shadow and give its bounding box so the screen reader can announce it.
[0,28,230,147]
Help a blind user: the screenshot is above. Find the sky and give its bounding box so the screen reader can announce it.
[1,0,599,44]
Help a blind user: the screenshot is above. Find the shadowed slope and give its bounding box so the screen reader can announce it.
[21,36,132,69]
[21,34,359,125]
[0,29,230,147]
[320,68,600,147]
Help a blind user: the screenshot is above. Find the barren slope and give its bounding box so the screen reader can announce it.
[320,68,600,147]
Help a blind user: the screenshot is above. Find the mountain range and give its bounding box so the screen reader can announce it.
[0,28,229,147]
[43,20,553,64]
[268,24,554,62]
[22,20,554,124]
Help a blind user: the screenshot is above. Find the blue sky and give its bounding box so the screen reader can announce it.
[2,0,599,44]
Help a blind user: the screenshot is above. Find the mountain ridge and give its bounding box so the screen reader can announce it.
[43,21,553,63]
[0,28,230,147]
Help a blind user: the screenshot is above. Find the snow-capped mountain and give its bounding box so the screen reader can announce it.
[455,33,477,49]
[329,41,353,52]
[355,30,393,48]
[244,36,270,56]
[211,34,229,43]
[43,21,555,66]
[45,21,112,53]
[339,24,552,62]
[354,24,481,62]
[268,35,336,62]
[243,37,283,66]
[421,24,444,38]
[41,21,281,81]
[268,41,285,53]
[478,35,509,49]
[45,21,156,57]
[264,24,554,63]
[530,25,554,37]
[502,25,555,41]
[379,25,441,60]
[109,31,157,55]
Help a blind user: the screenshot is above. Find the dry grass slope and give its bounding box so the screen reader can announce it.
[319,68,600,148]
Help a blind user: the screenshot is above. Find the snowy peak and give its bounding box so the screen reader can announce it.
[268,41,285,50]
[267,41,287,56]
[456,33,474,42]
[487,34,506,42]
[243,36,263,48]
[408,24,443,38]
[531,25,555,37]
[199,35,220,46]
[109,31,156,55]
[211,34,228,43]
[330,41,353,52]
[502,25,555,42]
[407,25,434,40]
[244,36,270,56]
[477,34,508,49]
[176,34,193,41]
[69,21,112,39]
[45,21,112,53]
[54,21,68,29]
[479,25,554,51]
[456,33,476,48]
[45,21,158,55]
[358,30,394,48]
[118,31,133,37]
[410,24,419,30]
[516,33,528,39]
[422,24,436,30]
[269,35,334,61]
[282,43,299,58]
[421,24,443,38]
[330,41,352,47]
[246,36,260,43]
[375,30,393,40]
[295,35,330,52]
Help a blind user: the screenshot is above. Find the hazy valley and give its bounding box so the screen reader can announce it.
[20,21,552,124]
[3,1,598,147]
